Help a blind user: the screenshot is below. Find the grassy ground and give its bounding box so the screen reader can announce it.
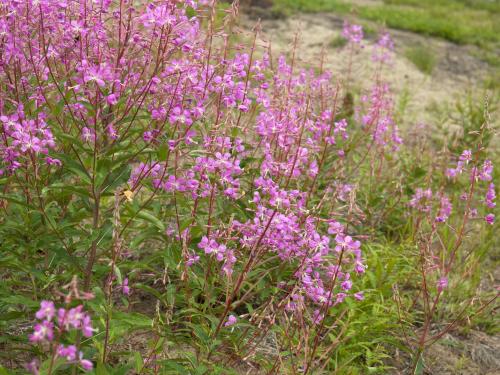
[271,0,500,60]
[404,44,436,74]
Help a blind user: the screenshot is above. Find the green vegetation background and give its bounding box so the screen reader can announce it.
[273,0,499,65]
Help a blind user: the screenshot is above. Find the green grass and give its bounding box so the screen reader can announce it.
[272,0,350,13]
[358,3,499,47]
[405,44,437,74]
[330,35,348,48]
[273,0,500,51]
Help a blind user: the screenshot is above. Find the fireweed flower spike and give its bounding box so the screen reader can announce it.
[435,194,452,223]
[412,149,496,227]
[372,32,394,64]
[28,298,95,372]
[342,21,364,44]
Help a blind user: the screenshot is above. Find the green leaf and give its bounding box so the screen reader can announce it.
[134,352,144,373]
[158,144,169,162]
[193,365,208,375]
[158,360,190,375]
[0,295,39,308]
[96,362,111,375]
[113,265,123,285]
[39,357,66,375]
[0,311,24,321]
[43,183,92,199]
[413,354,424,375]
[0,194,37,210]
[0,365,12,375]
[113,311,153,329]
[123,206,165,232]
[135,283,164,301]
[110,364,134,375]
[52,152,92,185]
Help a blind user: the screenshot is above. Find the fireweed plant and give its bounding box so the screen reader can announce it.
[406,136,498,371]
[0,0,496,373]
[27,278,95,374]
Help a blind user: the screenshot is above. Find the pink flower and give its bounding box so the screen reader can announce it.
[354,261,366,274]
[478,160,493,181]
[83,65,106,87]
[459,149,472,163]
[341,280,352,291]
[342,21,363,44]
[80,357,93,371]
[485,183,496,209]
[57,307,68,327]
[186,254,200,266]
[409,188,433,212]
[354,292,364,301]
[106,124,118,140]
[446,168,458,178]
[312,309,324,324]
[335,293,347,304]
[81,127,96,143]
[106,94,118,106]
[66,305,84,329]
[46,157,62,166]
[437,277,448,291]
[81,315,95,337]
[327,220,344,235]
[334,235,360,252]
[122,278,130,296]
[435,195,452,223]
[485,214,495,225]
[29,321,54,342]
[224,315,237,327]
[35,300,55,321]
[26,359,39,375]
[57,345,77,361]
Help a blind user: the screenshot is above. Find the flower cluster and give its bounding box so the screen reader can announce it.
[485,183,496,209]
[342,21,364,44]
[410,149,496,225]
[409,188,433,213]
[372,32,394,63]
[355,32,402,152]
[447,150,496,224]
[360,83,402,151]
[435,194,452,223]
[0,109,56,173]
[198,235,236,275]
[29,300,94,372]
[446,149,473,178]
